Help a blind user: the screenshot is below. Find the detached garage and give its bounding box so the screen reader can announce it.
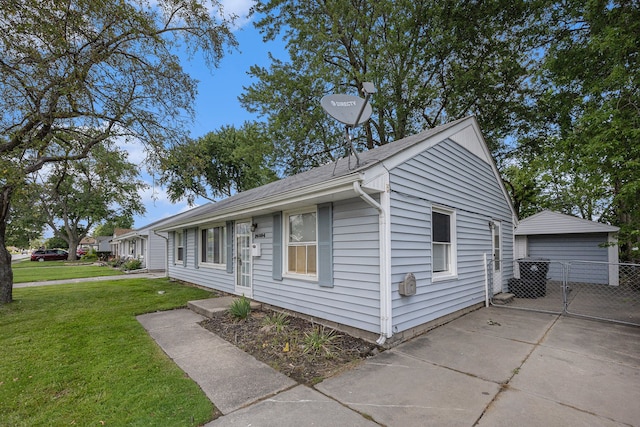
[514,210,619,285]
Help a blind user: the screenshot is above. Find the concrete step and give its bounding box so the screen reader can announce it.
[492,292,515,305]
[188,296,262,318]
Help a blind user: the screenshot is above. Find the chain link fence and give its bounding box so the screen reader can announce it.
[488,257,640,326]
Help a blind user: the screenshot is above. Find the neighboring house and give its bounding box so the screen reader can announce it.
[515,210,619,285]
[96,236,112,252]
[156,117,516,345]
[79,237,97,252]
[110,228,134,258]
[111,221,169,272]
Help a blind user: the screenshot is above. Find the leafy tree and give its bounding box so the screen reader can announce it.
[0,0,237,303]
[94,216,135,237]
[44,236,69,251]
[4,184,46,249]
[35,144,146,261]
[161,122,279,203]
[242,0,547,174]
[516,0,640,260]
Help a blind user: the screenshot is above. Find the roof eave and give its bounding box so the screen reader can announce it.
[156,172,364,232]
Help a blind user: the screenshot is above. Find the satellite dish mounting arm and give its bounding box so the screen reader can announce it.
[353,82,377,130]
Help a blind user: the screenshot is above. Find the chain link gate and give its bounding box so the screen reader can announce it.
[487,256,640,326]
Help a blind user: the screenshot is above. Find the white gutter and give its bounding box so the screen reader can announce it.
[353,179,392,346]
[157,173,362,232]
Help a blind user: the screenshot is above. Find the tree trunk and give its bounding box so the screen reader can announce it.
[0,243,13,304]
[68,240,79,261]
[0,185,14,304]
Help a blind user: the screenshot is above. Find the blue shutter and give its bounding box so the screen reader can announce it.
[317,203,333,287]
[226,221,233,273]
[272,212,282,281]
[182,229,187,267]
[194,228,199,269]
[171,231,176,264]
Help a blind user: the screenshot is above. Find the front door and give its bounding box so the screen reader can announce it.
[235,221,253,297]
[492,221,502,294]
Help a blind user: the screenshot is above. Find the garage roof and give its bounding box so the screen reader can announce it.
[515,210,619,235]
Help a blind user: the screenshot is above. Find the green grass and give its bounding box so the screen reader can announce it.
[12,259,124,283]
[0,278,216,426]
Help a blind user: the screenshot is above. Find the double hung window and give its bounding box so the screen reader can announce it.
[175,231,184,263]
[200,225,226,266]
[432,207,456,278]
[285,210,317,277]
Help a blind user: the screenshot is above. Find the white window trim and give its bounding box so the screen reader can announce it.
[283,207,318,280]
[432,206,457,281]
[199,223,227,269]
[174,230,184,264]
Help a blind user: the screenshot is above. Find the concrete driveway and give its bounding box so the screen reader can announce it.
[140,306,640,426]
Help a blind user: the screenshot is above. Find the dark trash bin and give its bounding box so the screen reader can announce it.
[508,277,526,298]
[516,258,550,298]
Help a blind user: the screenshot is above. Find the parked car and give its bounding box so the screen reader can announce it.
[30,249,69,262]
[76,248,87,257]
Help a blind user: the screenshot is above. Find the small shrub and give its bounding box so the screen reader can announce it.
[83,249,98,262]
[122,259,142,271]
[262,312,290,333]
[303,326,340,358]
[229,295,251,320]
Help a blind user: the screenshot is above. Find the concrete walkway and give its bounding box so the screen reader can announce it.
[138,305,640,426]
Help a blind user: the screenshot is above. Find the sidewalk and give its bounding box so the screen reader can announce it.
[138,305,640,426]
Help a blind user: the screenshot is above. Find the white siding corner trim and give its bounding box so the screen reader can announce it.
[353,175,392,345]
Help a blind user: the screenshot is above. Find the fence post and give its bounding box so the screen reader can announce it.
[562,262,569,313]
[484,253,489,307]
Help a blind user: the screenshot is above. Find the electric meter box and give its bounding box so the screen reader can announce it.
[399,272,416,296]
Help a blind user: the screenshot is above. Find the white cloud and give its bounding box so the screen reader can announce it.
[220,0,255,26]
[116,137,148,165]
[144,0,255,29]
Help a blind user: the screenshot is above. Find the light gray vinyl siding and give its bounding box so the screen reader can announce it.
[252,198,381,333]
[167,228,235,293]
[146,232,167,271]
[389,138,514,332]
[527,233,610,284]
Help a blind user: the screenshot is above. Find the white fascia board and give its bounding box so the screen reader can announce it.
[158,173,363,231]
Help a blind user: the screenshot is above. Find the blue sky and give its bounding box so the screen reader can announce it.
[128,2,287,229]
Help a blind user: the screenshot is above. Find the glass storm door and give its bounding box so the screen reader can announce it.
[235,221,252,297]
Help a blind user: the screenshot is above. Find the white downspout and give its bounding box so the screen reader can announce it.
[353,179,392,345]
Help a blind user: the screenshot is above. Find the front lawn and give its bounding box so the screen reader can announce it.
[12,259,124,283]
[0,278,216,426]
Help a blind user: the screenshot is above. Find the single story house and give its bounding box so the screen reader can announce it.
[79,237,97,252]
[110,228,133,257]
[111,222,169,273]
[156,116,516,345]
[514,210,619,285]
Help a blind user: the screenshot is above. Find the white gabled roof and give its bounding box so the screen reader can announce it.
[515,210,619,235]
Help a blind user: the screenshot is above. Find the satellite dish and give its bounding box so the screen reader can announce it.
[321,83,376,169]
[321,94,372,127]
